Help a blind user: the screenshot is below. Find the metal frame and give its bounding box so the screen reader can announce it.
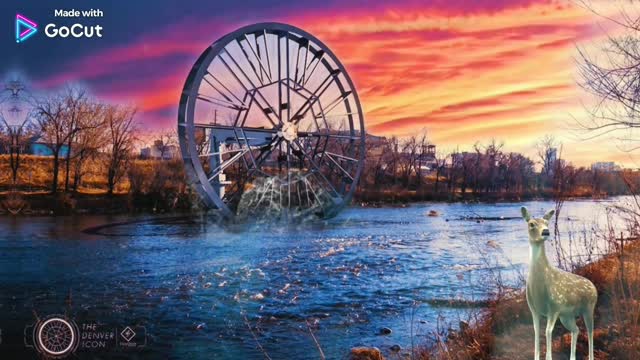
[178,23,366,219]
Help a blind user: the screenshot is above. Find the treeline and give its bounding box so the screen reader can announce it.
[0,86,194,213]
[1,86,637,213]
[359,135,636,203]
[1,87,137,194]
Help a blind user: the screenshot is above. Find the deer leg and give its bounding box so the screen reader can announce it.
[531,310,540,360]
[545,312,559,360]
[559,314,578,360]
[583,310,594,360]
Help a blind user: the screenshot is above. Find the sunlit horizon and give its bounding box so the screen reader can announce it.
[9,0,639,168]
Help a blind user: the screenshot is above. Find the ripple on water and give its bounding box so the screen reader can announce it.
[1,199,626,359]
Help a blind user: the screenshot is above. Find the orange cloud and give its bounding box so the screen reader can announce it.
[35,0,632,166]
[295,3,590,131]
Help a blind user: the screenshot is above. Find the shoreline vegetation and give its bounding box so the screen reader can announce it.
[0,179,620,217]
[1,86,636,216]
[0,183,627,216]
[0,86,637,217]
[0,152,632,216]
[0,185,616,216]
[417,237,640,360]
[350,217,640,360]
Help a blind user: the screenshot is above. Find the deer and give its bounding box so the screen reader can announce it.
[521,207,597,360]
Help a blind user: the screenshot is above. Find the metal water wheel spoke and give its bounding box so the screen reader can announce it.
[178,23,365,219]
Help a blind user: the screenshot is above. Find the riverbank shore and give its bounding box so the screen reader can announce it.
[0,188,613,216]
[418,237,640,359]
[0,191,200,216]
[355,188,608,207]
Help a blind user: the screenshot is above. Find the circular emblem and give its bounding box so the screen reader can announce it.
[34,316,78,358]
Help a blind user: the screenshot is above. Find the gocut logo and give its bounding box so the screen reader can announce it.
[15,14,38,43]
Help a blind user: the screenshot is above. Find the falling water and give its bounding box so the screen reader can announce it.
[235,171,339,222]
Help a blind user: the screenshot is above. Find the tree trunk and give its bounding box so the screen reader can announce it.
[107,167,114,195]
[72,153,83,193]
[51,151,60,193]
[10,151,19,185]
[107,157,116,195]
[64,138,73,192]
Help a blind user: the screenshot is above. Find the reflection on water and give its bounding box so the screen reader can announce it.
[0,198,631,359]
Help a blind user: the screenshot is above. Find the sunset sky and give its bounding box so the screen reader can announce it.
[2,0,637,167]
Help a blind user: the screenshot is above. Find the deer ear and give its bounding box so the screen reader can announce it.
[543,209,555,220]
[521,207,530,222]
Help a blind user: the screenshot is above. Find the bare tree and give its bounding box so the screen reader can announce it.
[61,87,89,191]
[387,136,400,186]
[35,88,106,193]
[471,142,483,194]
[105,105,137,194]
[0,111,38,186]
[398,136,419,187]
[502,152,535,194]
[152,129,178,160]
[536,135,558,177]
[34,93,68,193]
[0,122,10,185]
[576,1,640,151]
[0,80,39,187]
[447,147,462,194]
[71,103,108,191]
[482,139,504,193]
[433,150,448,193]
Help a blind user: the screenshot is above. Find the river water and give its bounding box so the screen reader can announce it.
[0,198,632,359]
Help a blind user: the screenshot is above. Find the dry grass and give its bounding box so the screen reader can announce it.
[0,155,199,214]
[422,240,640,360]
[0,154,112,192]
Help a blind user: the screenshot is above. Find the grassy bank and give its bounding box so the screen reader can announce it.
[0,156,202,215]
[0,155,622,215]
[420,237,640,359]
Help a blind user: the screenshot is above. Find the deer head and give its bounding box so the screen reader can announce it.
[521,207,555,244]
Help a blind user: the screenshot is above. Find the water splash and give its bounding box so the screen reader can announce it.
[235,171,340,222]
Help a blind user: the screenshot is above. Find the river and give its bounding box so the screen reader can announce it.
[0,198,632,359]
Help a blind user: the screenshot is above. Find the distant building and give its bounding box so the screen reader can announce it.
[29,137,69,157]
[140,140,179,160]
[30,143,63,157]
[366,134,387,158]
[417,144,437,173]
[0,136,69,157]
[591,161,621,172]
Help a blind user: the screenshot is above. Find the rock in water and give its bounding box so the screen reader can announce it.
[379,327,392,335]
[350,347,385,360]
